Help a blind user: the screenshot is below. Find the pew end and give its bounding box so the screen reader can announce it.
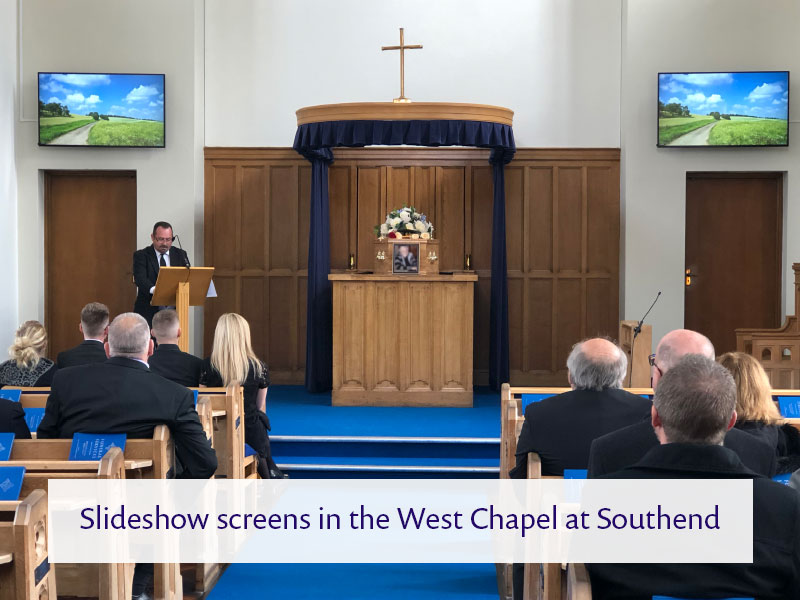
[0,489,56,600]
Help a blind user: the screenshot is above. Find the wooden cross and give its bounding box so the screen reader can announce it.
[381,28,422,103]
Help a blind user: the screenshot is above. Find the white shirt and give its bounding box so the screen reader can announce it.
[150,249,171,294]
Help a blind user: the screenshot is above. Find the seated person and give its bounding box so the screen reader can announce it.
[587,355,800,599]
[37,312,217,477]
[589,329,776,477]
[719,351,800,474]
[57,302,109,368]
[512,337,651,477]
[38,312,216,600]
[0,397,31,438]
[0,320,57,387]
[148,309,202,387]
[201,312,282,478]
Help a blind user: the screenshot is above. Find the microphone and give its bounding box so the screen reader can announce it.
[628,291,661,388]
[173,235,191,268]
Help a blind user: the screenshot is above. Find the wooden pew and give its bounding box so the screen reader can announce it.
[500,385,652,600]
[0,489,57,600]
[5,448,128,600]
[565,563,592,600]
[191,385,258,480]
[4,432,181,600]
[189,385,250,593]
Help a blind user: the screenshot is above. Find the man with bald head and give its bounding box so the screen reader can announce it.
[38,312,216,478]
[511,337,652,477]
[588,328,776,477]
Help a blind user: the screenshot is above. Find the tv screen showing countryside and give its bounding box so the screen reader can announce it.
[38,73,165,147]
[658,71,788,147]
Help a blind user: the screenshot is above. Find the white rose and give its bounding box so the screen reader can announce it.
[390,217,402,227]
[400,212,411,223]
[411,233,420,239]
[415,220,426,232]
[421,232,431,240]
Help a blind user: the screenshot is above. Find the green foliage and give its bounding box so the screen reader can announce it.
[38,116,94,144]
[89,112,100,121]
[708,119,788,146]
[39,101,71,117]
[708,111,721,120]
[657,116,715,145]
[660,102,691,118]
[87,119,165,146]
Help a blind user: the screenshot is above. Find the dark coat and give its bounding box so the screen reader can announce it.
[148,344,203,388]
[511,387,652,477]
[736,420,800,474]
[37,356,216,478]
[57,339,107,369]
[132,244,190,325]
[0,398,31,438]
[587,443,800,600]
[588,419,777,478]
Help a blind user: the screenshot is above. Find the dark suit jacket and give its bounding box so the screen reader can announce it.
[587,443,800,600]
[0,398,31,438]
[38,357,216,478]
[132,244,190,325]
[57,339,107,369]
[511,388,652,477]
[148,344,202,387]
[588,419,777,478]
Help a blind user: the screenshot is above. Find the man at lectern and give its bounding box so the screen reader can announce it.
[133,221,190,325]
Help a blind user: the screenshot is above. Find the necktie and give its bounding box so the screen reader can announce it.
[159,253,167,267]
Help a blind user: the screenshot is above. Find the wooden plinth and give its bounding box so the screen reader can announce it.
[330,273,477,407]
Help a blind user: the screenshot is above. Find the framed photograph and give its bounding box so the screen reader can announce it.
[392,242,419,274]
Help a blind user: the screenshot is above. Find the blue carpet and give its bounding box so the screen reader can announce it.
[266,386,500,438]
[207,563,498,600]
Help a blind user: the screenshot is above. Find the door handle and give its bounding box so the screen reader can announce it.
[685,268,696,287]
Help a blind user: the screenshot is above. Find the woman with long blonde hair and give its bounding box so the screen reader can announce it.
[718,351,800,473]
[200,313,283,478]
[0,321,57,387]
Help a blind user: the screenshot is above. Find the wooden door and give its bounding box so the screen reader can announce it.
[45,171,136,358]
[685,172,782,354]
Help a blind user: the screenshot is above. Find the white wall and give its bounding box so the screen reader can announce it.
[622,0,800,344]
[0,0,19,345]
[204,0,622,148]
[14,0,205,352]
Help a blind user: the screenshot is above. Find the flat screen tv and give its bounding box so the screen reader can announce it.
[657,71,788,147]
[38,72,165,147]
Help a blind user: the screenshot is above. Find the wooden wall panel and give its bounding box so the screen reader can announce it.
[557,167,583,272]
[529,168,553,271]
[205,147,620,387]
[241,166,267,270]
[328,166,352,270]
[436,167,465,272]
[357,167,383,270]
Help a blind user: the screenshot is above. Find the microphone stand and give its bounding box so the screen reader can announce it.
[628,291,661,388]
[173,234,191,268]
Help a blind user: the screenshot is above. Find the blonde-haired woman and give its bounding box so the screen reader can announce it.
[718,351,800,474]
[0,321,58,387]
[200,313,283,478]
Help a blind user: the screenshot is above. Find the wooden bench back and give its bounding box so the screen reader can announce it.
[191,385,246,479]
[9,425,173,481]
[0,489,57,600]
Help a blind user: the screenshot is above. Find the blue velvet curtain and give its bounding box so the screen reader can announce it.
[294,120,515,393]
[304,152,333,392]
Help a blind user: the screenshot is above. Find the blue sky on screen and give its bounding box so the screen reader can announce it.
[39,73,164,121]
[659,72,788,119]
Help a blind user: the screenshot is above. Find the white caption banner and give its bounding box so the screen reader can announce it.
[48,479,753,564]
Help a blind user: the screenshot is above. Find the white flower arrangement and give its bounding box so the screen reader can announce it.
[374,206,434,239]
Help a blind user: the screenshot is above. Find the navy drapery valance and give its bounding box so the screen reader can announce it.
[294,118,515,393]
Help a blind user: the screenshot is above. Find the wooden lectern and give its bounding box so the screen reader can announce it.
[151,266,215,352]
